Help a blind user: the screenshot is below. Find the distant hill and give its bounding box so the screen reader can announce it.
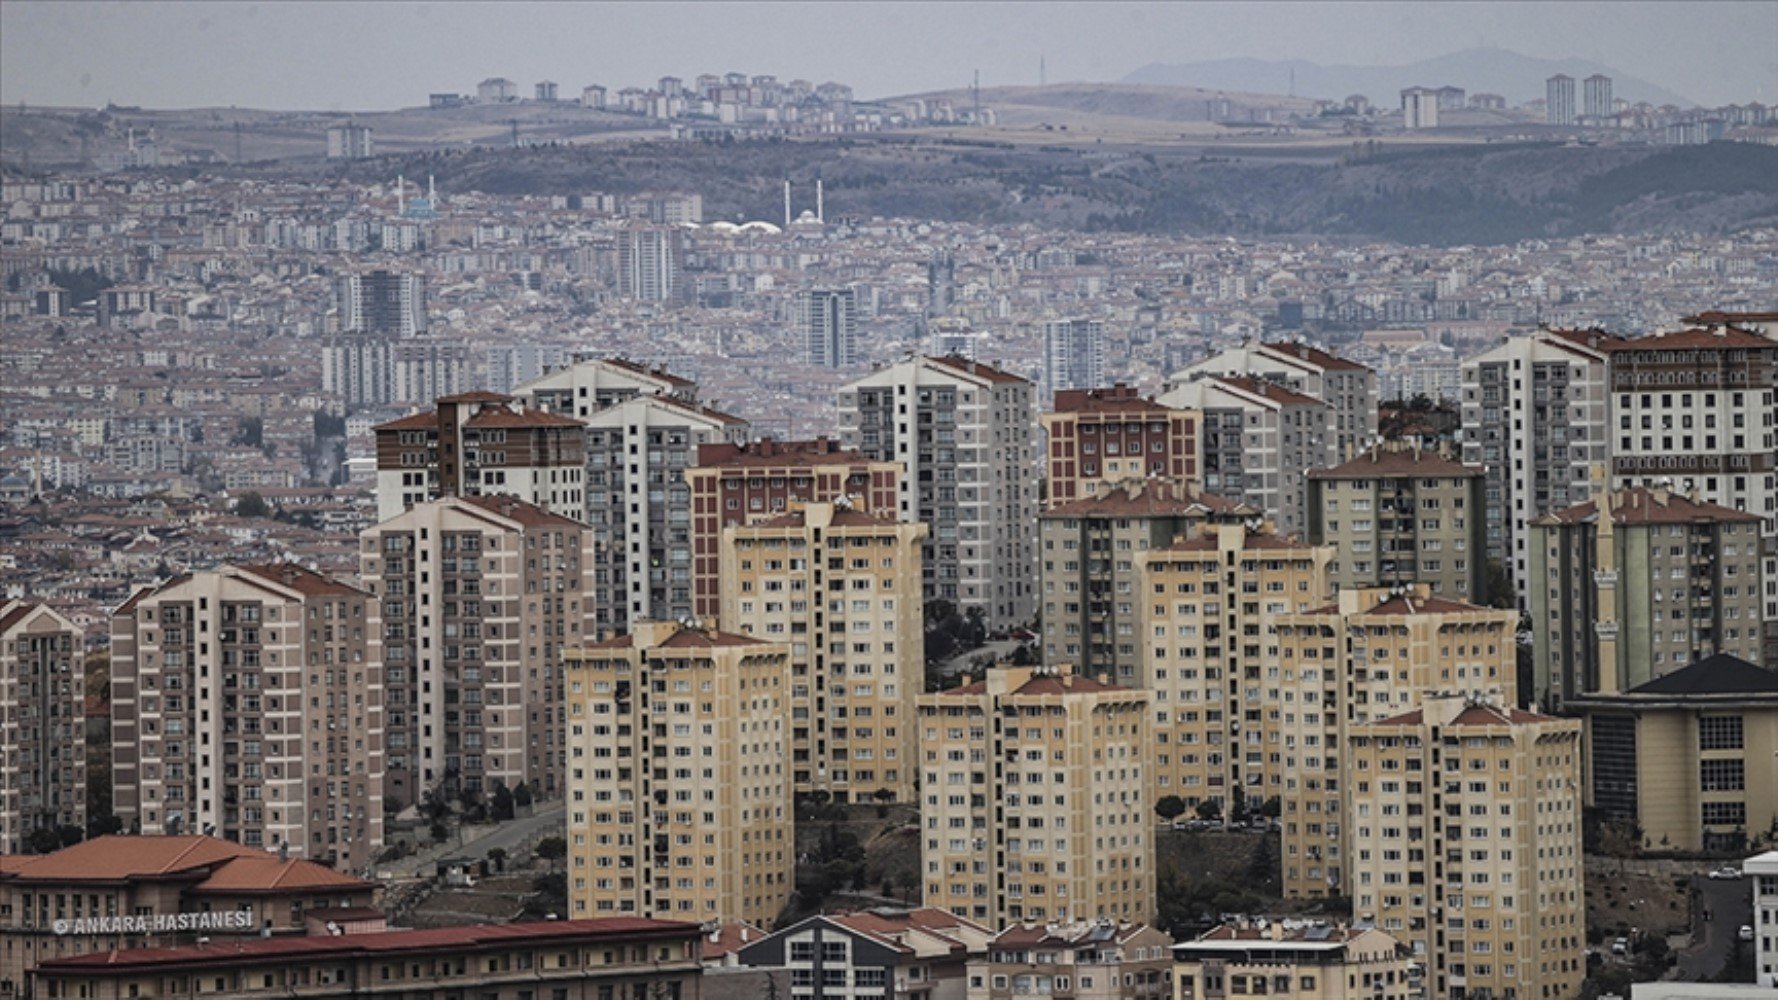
[1125,48,1696,108]
[891,83,1318,126]
[300,136,1778,246]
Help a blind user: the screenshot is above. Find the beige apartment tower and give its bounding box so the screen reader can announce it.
[1271,586,1519,900]
[1040,479,1257,683]
[563,621,792,926]
[917,664,1153,927]
[360,495,596,806]
[1307,445,1489,603]
[721,500,926,803]
[0,600,86,853]
[111,564,384,872]
[1348,694,1585,1000]
[1135,524,1333,812]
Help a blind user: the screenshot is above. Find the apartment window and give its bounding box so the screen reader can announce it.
[1699,716,1744,751]
[1700,759,1745,792]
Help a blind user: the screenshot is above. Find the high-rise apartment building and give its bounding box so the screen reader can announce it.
[336,269,427,337]
[519,355,699,420]
[1600,324,1778,665]
[325,123,374,160]
[1531,486,1766,709]
[563,621,793,925]
[687,438,900,623]
[324,336,473,409]
[839,356,1038,628]
[360,495,596,805]
[1459,328,1612,605]
[1042,318,1105,398]
[917,664,1152,927]
[1307,445,1489,602]
[578,394,750,635]
[1546,74,1576,125]
[1040,480,1256,683]
[1583,74,1613,120]
[1135,524,1333,810]
[927,249,956,317]
[0,600,85,854]
[1401,87,1439,130]
[1039,385,1200,506]
[721,500,926,802]
[802,288,858,369]
[111,564,384,872]
[1159,376,1335,538]
[1168,341,1377,462]
[616,226,682,301]
[1569,652,1778,854]
[1271,586,1519,900]
[372,390,586,523]
[1347,694,1584,1000]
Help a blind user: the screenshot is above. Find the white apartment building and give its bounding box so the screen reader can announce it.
[839,356,1038,628]
[1168,340,1378,461]
[1159,375,1335,539]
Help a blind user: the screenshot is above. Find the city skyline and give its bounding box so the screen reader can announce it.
[2,1,1775,111]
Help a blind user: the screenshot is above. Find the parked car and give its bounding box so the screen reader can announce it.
[1739,924,1755,942]
[1610,937,1629,956]
[1708,866,1743,880]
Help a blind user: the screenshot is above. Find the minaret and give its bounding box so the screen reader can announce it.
[816,179,824,223]
[428,174,436,205]
[396,175,405,215]
[783,179,791,228]
[1592,484,1620,696]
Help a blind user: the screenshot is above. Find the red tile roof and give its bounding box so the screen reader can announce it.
[1607,326,1777,351]
[1541,487,1762,526]
[463,407,584,429]
[1261,341,1370,372]
[603,357,696,388]
[1043,482,1250,519]
[1050,386,1175,414]
[1308,447,1479,480]
[927,354,1029,385]
[1,835,256,882]
[457,494,586,530]
[436,390,514,404]
[372,411,439,433]
[1162,529,1313,553]
[238,563,367,598]
[700,922,770,960]
[1216,375,1327,409]
[751,506,900,530]
[36,918,700,974]
[190,856,374,894]
[694,438,873,469]
[1362,594,1495,616]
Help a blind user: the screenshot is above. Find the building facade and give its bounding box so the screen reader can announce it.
[1459,328,1612,606]
[804,288,859,369]
[0,600,85,854]
[688,438,901,624]
[335,269,426,337]
[1159,376,1335,539]
[1272,587,1519,900]
[1136,524,1333,811]
[617,226,683,301]
[564,621,793,926]
[968,920,1172,1000]
[372,391,586,522]
[1531,486,1765,708]
[1171,921,1417,1000]
[110,565,384,872]
[30,917,704,1000]
[840,356,1038,628]
[738,908,992,1000]
[1547,74,1576,125]
[1042,318,1106,399]
[917,664,1153,927]
[1569,654,1778,854]
[360,495,596,805]
[1041,480,1256,683]
[1347,695,1584,1000]
[1307,445,1489,603]
[721,501,926,803]
[1039,385,1200,506]
[1168,341,1377,462]
[0,834,377,998]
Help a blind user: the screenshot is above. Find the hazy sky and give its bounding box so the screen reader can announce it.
[2,1,1773,110]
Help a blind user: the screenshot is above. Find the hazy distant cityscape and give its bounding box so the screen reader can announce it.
[3,3,1778,1000]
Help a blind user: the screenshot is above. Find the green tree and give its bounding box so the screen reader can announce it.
[1195,799,1223,822]
[486,847,508,871]
[535,836,567,868]
[232,492,270,518]
[1155,795,1188,823]
[490,782,515,822]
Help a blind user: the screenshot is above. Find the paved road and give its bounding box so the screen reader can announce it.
[1677,874,1753,980]
[933,639,1025,681]
[381,804,565,879]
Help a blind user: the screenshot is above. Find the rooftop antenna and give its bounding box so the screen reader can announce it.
[973,69,982,122]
